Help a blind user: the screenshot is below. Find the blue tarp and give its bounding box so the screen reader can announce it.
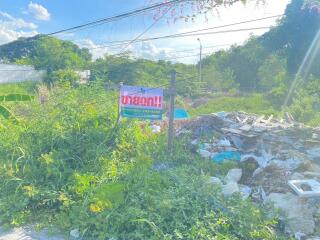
[174,108,189,119]
[212,151,241,164]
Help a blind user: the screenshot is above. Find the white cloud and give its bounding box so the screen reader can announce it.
[134,0,290,63]
[28,2,51,21]
[76,39,111,60]
[0,11,38,45]
[130,42,187,61]
[156,0,290,63]
[75,39,175,61]
[77,0,290,64]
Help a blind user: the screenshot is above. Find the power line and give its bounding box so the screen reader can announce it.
[0,13,281,66]
[47,0,188,36]
[117,3,173,54]
[88,26,271,50]
[0,0,187,51]
[0,13,282,72]
[0,6,172,73]
[89,14,282,49]
[161,42,241,54]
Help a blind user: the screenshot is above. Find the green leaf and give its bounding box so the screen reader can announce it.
[0,105,13,119]
[0,94,34,102]
[93,183,125,208]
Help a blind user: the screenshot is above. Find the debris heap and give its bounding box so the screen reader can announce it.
[178,112,320,238]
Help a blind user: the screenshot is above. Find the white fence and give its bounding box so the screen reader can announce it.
[0,64,46,84]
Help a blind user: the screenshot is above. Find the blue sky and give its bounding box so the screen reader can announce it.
[0,0,290,63]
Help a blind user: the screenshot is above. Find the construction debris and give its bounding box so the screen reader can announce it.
[225,168,242,183]
[266,193,316,235]
[178,112,320,238]
[288,179,320,197]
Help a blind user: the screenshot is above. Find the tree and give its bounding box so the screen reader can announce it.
[257,53,287,91]
[47,69,80,87]
[0,35,92,72]
[260,0,320,75]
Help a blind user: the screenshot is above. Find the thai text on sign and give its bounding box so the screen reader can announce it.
[120,85,163,120]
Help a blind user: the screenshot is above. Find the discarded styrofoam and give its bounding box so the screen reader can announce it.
[222,182,240,197]
[217,139,231,147]
[288,179,320,197]
[226,169,242,183]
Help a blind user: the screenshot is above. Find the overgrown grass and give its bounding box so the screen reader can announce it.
[189,94,280,117]
[0,83,289,239]
[0,81,37,95]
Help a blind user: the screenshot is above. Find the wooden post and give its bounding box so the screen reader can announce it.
[167,70,176,154]
[117,82,123,124]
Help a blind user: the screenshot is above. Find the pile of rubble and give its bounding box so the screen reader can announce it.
[178,112,320,239]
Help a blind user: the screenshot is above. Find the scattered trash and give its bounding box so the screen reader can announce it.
[225,169,242,183]
[290,172,305,180]
[198,149,211,158]
[239,185,252,200]
[251,186,267,203]
[212,151,241,163]
[288,179,320,197]
[269,158,302,171]
[294,232,307,240]
[70,229,80,239]
[217,139,231,147]
[174,108,189,120]
[151,124,161,133]
[267,192,315,235]
[177,111,320,237]
[222,182,240,197]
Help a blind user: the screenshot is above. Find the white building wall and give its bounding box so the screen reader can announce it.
[75,70,91,84]
[0,64,46,84]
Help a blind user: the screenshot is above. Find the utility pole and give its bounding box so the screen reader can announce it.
[167,70,176,154]
[197,38,203,83]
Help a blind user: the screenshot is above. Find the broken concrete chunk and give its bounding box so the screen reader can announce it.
[239,124,252,131]
[267,192,315,235]
[222,182,240,197]
[226,169,242,183]
[288,179,320,197]
[295,232,307,240]
[70,229,80,239]
[290,172,305,180]
[180,112,320,237]
[239,185,252,200]
[269,158,302,171]
[303,171,320,178]
[306,148,320,160]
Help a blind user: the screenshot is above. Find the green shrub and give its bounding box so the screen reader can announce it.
[0,83,288,239]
